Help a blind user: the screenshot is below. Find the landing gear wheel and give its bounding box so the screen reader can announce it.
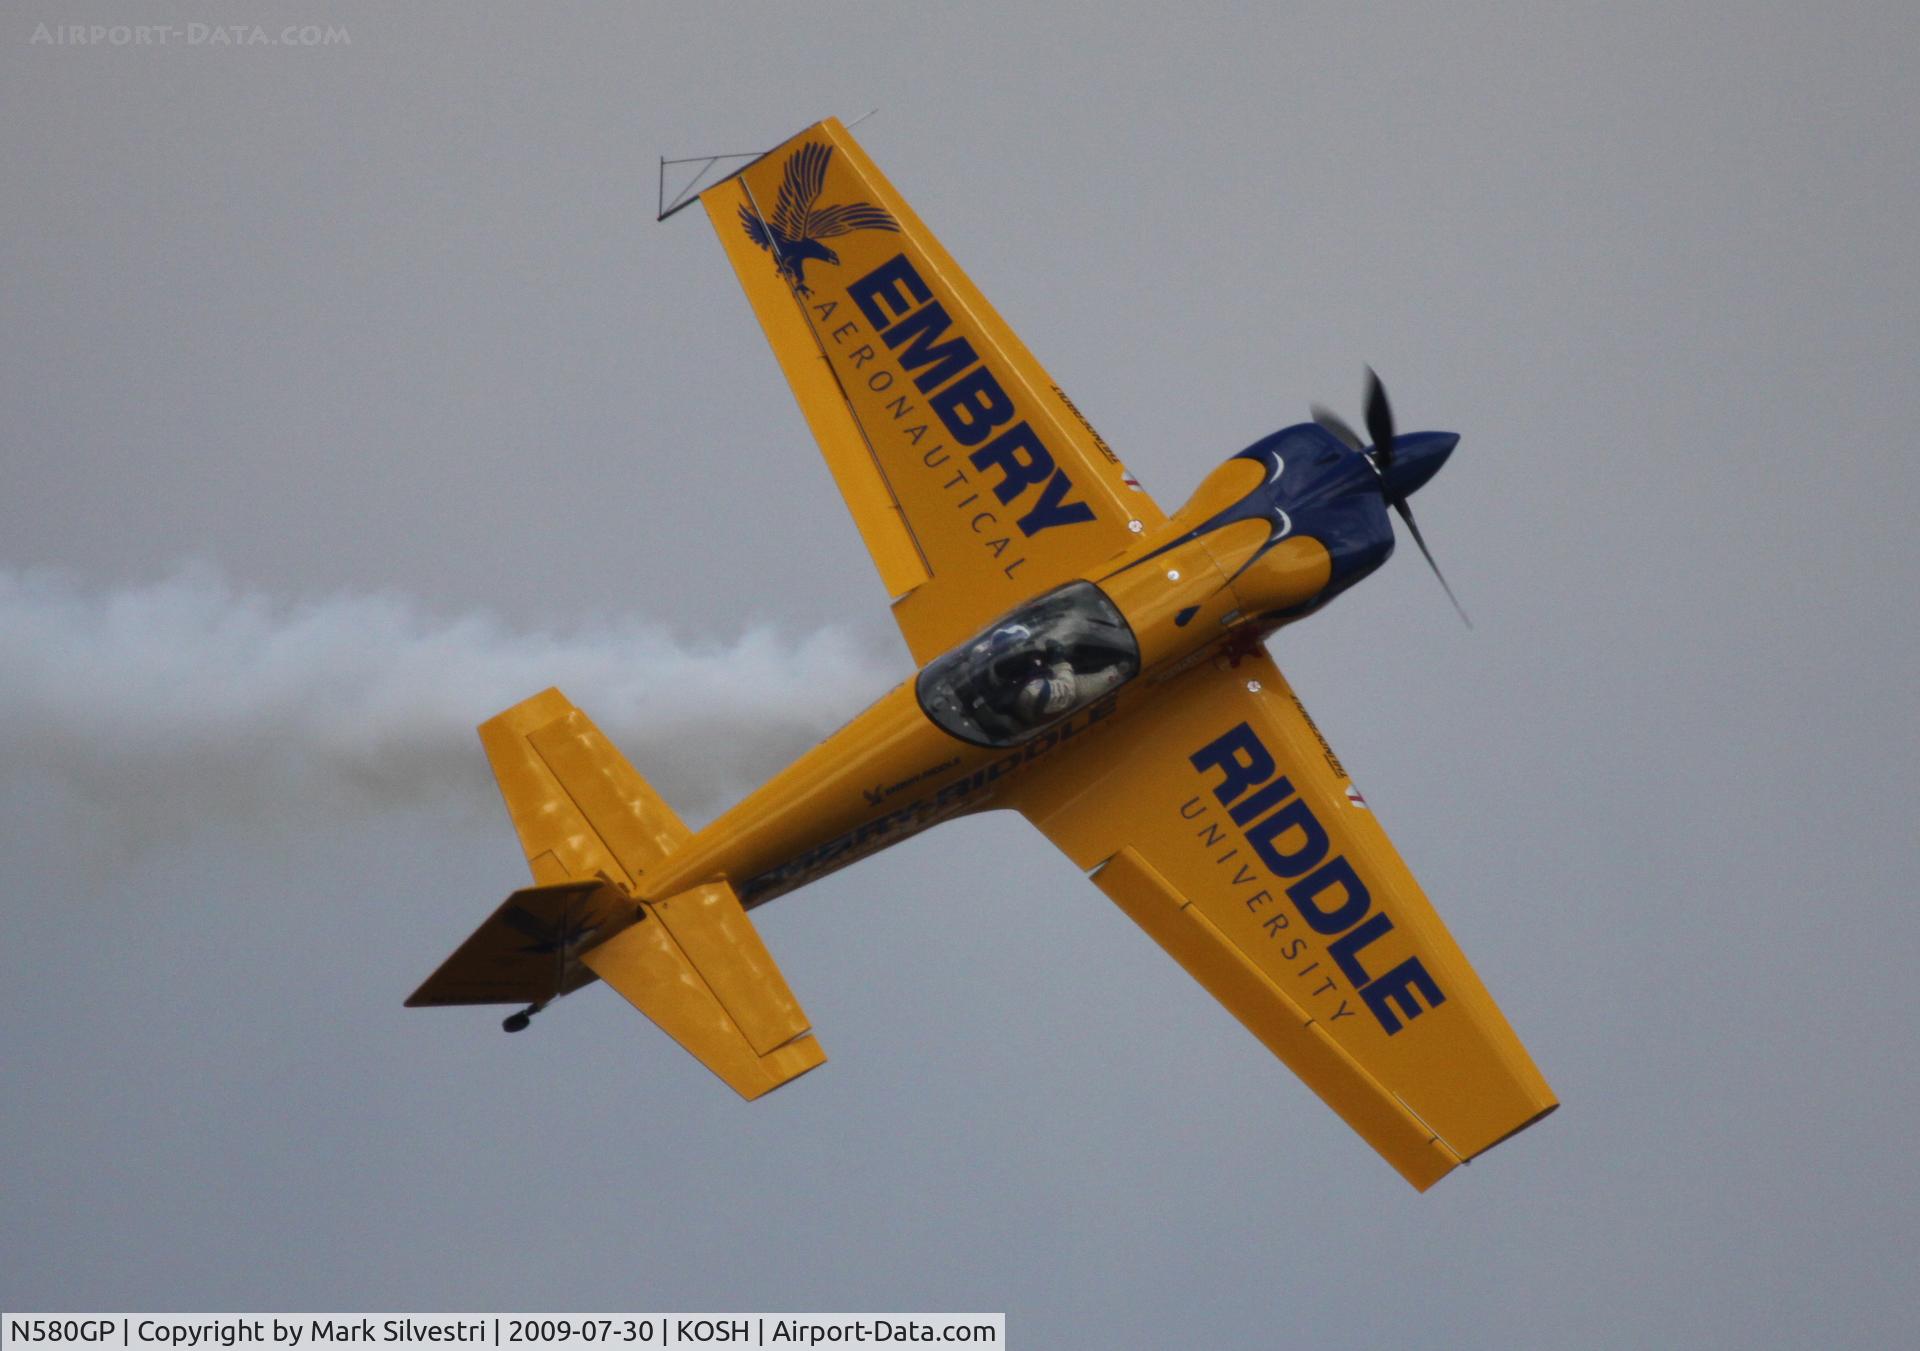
[501,1000,545,1034]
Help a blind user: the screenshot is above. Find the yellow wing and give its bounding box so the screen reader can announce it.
[1008,653,1557,1190]
[702,119,1164,664]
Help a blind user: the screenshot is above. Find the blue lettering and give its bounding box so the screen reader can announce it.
[931,367,1015,446]
[881,301,978,393]
[1193,725,1439,1037]
[964,426,1096,536]
[1359,957,1446,1034]
[1328,910,1394,986]
[1246,796,1329,878]
[1189,722,1274,808]
[847,253,930,329]
[1016,468,1096,536]
[1286,856,1371,935]
[849,255,1090,531]
[969,421,1053,504]
[1229,775,1295,825]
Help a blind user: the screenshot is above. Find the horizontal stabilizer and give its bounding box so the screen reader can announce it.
[583,878,824,1099]
[406,880,632,1008]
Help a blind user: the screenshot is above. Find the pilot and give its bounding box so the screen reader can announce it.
[1012,661,1080,725]
[968,619,1129,732]
[1009,652,1128,727]
[983,621,1033,668]
[956,622,1034,729]
[973,624,1039,712]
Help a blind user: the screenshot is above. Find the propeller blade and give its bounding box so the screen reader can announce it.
[1311,404,1364,452]
[1364,366,1396,470]
[1389,496,1472,629]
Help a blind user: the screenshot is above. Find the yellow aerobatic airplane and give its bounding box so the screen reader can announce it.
[407,119,1556,1190]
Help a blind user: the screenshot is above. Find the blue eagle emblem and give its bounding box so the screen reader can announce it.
[739,142,899,297]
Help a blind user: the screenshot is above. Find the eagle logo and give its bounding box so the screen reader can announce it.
[739,141,899,296]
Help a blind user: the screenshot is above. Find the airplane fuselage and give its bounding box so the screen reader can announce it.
[644,421,1446,909]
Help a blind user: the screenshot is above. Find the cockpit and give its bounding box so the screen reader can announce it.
[915,581,1140,747]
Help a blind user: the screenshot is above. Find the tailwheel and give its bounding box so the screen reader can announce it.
[501,1001,546,1034]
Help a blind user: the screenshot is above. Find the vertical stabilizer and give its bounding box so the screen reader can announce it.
[477,688,690,890]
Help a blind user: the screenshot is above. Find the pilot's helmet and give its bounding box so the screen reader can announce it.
[988,622,1033,656]
[986,624,1036,675]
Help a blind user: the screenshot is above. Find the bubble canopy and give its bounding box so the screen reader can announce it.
[915,581,1140,747]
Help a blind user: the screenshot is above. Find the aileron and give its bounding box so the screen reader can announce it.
[1093,845,1461,1190]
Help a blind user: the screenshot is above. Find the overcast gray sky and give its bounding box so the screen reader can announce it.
[4,3,1917,1347]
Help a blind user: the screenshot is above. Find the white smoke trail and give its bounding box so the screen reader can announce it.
[0,566,899,843]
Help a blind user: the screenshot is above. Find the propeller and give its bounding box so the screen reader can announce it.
[1309,403,1363,454]
[1314,368,1472,629]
